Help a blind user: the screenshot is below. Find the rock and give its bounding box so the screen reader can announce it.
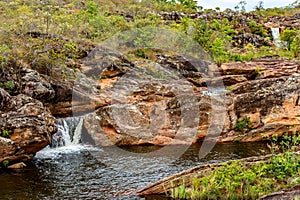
[293,11,300,19]
[155,53,210,78]
[220,57,300,80]
[7,162,26,169]
[233,33,273,48]
[219,74,300,142]
[83,79,206,146]
[81,56,300,145]
[45,72,110,117]
[21,68,55,102]
[80,46,132,78]
[81,55,228,146]
[188,75,247,87]
[0,88,57,165]
[259,184,300,200]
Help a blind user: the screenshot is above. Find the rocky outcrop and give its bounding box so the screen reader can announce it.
[233,33,273,47]
[2,46,300,155]
[157,9,300,31]
[79,54,300,146]
[157,9,263,25]
[0,88,57,166]
[266,15,300,30]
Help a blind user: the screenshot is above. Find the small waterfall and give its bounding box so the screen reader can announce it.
[50,116,84,148]
[271,28,282,47]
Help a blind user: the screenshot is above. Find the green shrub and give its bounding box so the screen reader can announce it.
[235,117,252,133]
[3,81,15,91]
[2,130,10,138]
[248,21,268,38]
[290,34,300,58]
[2,160,9,168]
[281,28,299,49]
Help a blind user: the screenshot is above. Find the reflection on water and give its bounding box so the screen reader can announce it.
[0,142,269,199]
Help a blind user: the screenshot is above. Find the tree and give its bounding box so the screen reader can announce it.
[254,1,264,11]
[235,1,247,12]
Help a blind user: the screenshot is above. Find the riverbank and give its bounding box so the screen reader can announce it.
[137,142,300,199]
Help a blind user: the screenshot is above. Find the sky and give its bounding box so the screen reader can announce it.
[198,0,297,11]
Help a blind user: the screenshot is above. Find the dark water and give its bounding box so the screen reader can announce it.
[0,142,269,200]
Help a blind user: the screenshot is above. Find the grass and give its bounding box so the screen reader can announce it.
[169,133,300,199]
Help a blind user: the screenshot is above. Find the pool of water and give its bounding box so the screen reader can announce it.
[0,142,269,199]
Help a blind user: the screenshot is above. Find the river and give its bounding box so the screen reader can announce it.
[0,141,268,199]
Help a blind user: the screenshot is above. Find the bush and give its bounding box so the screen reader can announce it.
[281,28,299,49]
[290,34,300,57]
[235,117,252,133]
[248,21,268,38]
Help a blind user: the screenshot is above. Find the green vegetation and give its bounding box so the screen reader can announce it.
[280,28,300,58]
[2,130,10,138]
[235,117,253,133]
[0,81,15,92]
[2,160,9,168]
[0,0,299,74]
[156,0,199,10]
[169,133,300,199]
[225,86,234,91]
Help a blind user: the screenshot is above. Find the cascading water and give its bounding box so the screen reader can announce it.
[50,116,84,148]
[35,116,85,159]
[271,27,282,47]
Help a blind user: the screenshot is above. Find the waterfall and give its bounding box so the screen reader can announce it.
[50,116,84,148]
[271,28,282,47]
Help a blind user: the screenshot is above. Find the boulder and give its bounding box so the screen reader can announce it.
[83,79,208,146]
[0,88,57,166]
[233,33,273,48]
[21,68,55,102]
